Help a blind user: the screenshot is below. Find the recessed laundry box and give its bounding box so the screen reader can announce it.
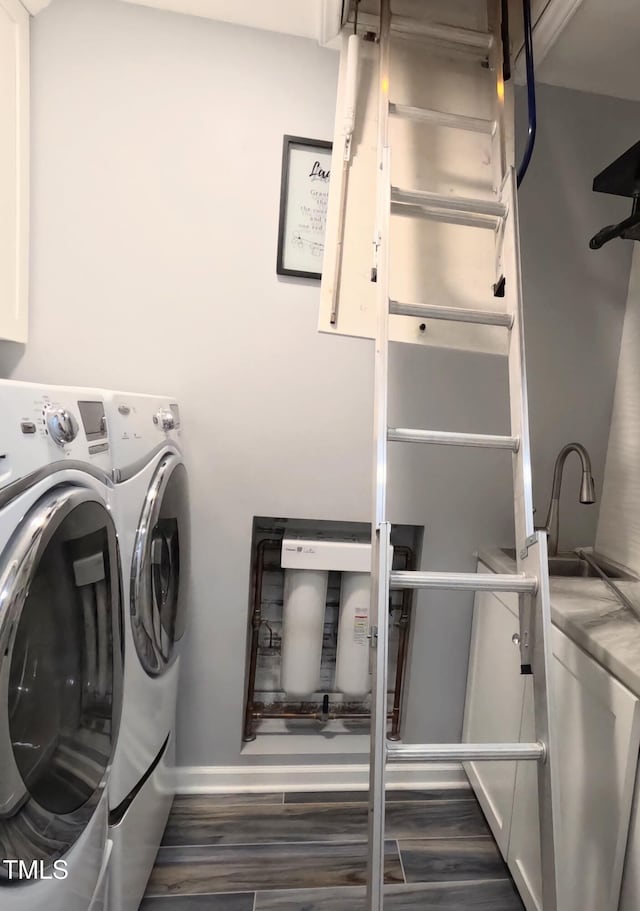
[242,517,423,749]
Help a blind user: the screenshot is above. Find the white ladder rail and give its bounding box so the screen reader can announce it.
[364,1,561,908]
[503,171,535,546]
[366,0,392,906]
[501,131,561,905]
[520,532,562,911]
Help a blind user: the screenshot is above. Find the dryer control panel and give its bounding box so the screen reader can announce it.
[102,391,181,471]
[0,380,111,490]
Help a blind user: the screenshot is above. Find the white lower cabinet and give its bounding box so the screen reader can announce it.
[462,568,523,856]
[464,561,640,911]
[620,774,640,910]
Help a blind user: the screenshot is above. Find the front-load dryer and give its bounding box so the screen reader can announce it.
[0,380,123,911]
[102,391,188,911]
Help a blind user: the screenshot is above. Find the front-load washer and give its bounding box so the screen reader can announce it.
[102,391,188,911]
[0,380,123,910]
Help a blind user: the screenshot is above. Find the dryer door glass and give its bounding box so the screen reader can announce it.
[0,486,122,879]
[131,455,189,676]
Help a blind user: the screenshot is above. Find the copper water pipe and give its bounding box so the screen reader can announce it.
[389,589,412,740]
[252,710,393,722]
[388,545,413,740]
[243,539,281,742]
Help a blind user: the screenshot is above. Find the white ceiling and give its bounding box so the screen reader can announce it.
[536,0,640,102]
[116,0,640,102]
[20,0,53,12]
[118,0,344,45]
[22,0,640,103]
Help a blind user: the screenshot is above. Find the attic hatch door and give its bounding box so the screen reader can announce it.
[319,0,515,355]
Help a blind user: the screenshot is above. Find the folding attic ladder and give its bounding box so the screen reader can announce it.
[352,2,562,910]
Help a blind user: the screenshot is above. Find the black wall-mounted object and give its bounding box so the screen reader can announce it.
[517,0,537,189]
[500,0,511,82]
[590,140,640,249]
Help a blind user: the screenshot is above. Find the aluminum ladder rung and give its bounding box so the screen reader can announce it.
[389,299,513,328]
[387,428,519,450]
[386,742,546,763]
[356,11,493,52]
[389,102,496,135]
[389,570,537,594]
[391,186,506,225]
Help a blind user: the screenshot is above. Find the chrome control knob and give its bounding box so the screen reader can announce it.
[45,406,79,446]
[153,409,175,432]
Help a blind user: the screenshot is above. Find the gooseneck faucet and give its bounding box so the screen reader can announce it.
[542,443,596,557]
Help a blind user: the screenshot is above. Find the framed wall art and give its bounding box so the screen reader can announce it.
[276,135,332,280]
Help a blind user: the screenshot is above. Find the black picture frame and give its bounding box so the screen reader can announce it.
[276,134,333,280]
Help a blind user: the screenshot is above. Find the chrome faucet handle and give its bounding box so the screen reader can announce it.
[544,442,596,557]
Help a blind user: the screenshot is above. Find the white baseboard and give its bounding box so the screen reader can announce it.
[174,761,467,794]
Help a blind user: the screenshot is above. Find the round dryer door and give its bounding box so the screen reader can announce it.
[0,484,122,881]
[130,453,189,677]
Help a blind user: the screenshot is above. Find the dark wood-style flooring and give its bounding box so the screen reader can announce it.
[141,788,525,910]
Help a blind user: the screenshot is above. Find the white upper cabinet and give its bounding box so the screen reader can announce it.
[0,0,29,343]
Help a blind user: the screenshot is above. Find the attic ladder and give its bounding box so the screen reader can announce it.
[365,2,561,910]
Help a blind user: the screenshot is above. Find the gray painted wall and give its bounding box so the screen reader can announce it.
[596,248,640,573]
[0,0,636,767]
[516,84,637,550]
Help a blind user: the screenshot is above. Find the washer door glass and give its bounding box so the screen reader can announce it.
[0,485,122,881]
[131,455,189,676]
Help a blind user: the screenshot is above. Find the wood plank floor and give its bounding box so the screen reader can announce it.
[141,788,525,911]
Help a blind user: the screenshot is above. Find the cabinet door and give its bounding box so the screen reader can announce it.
[619,772,640,911]
[0,0,29,343]
[463,565,524,857]
[508,625,640,911]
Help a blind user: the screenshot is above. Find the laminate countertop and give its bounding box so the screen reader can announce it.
[478,547,640,701]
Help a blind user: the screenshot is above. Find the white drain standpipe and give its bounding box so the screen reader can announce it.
[335,571,371,697]
[280,568,328,697]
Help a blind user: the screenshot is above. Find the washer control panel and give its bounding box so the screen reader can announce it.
[153,409,176,431]
[0,381,112,490]
[44,405,80,447]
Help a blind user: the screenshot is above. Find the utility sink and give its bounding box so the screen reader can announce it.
[499,548,637,581]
